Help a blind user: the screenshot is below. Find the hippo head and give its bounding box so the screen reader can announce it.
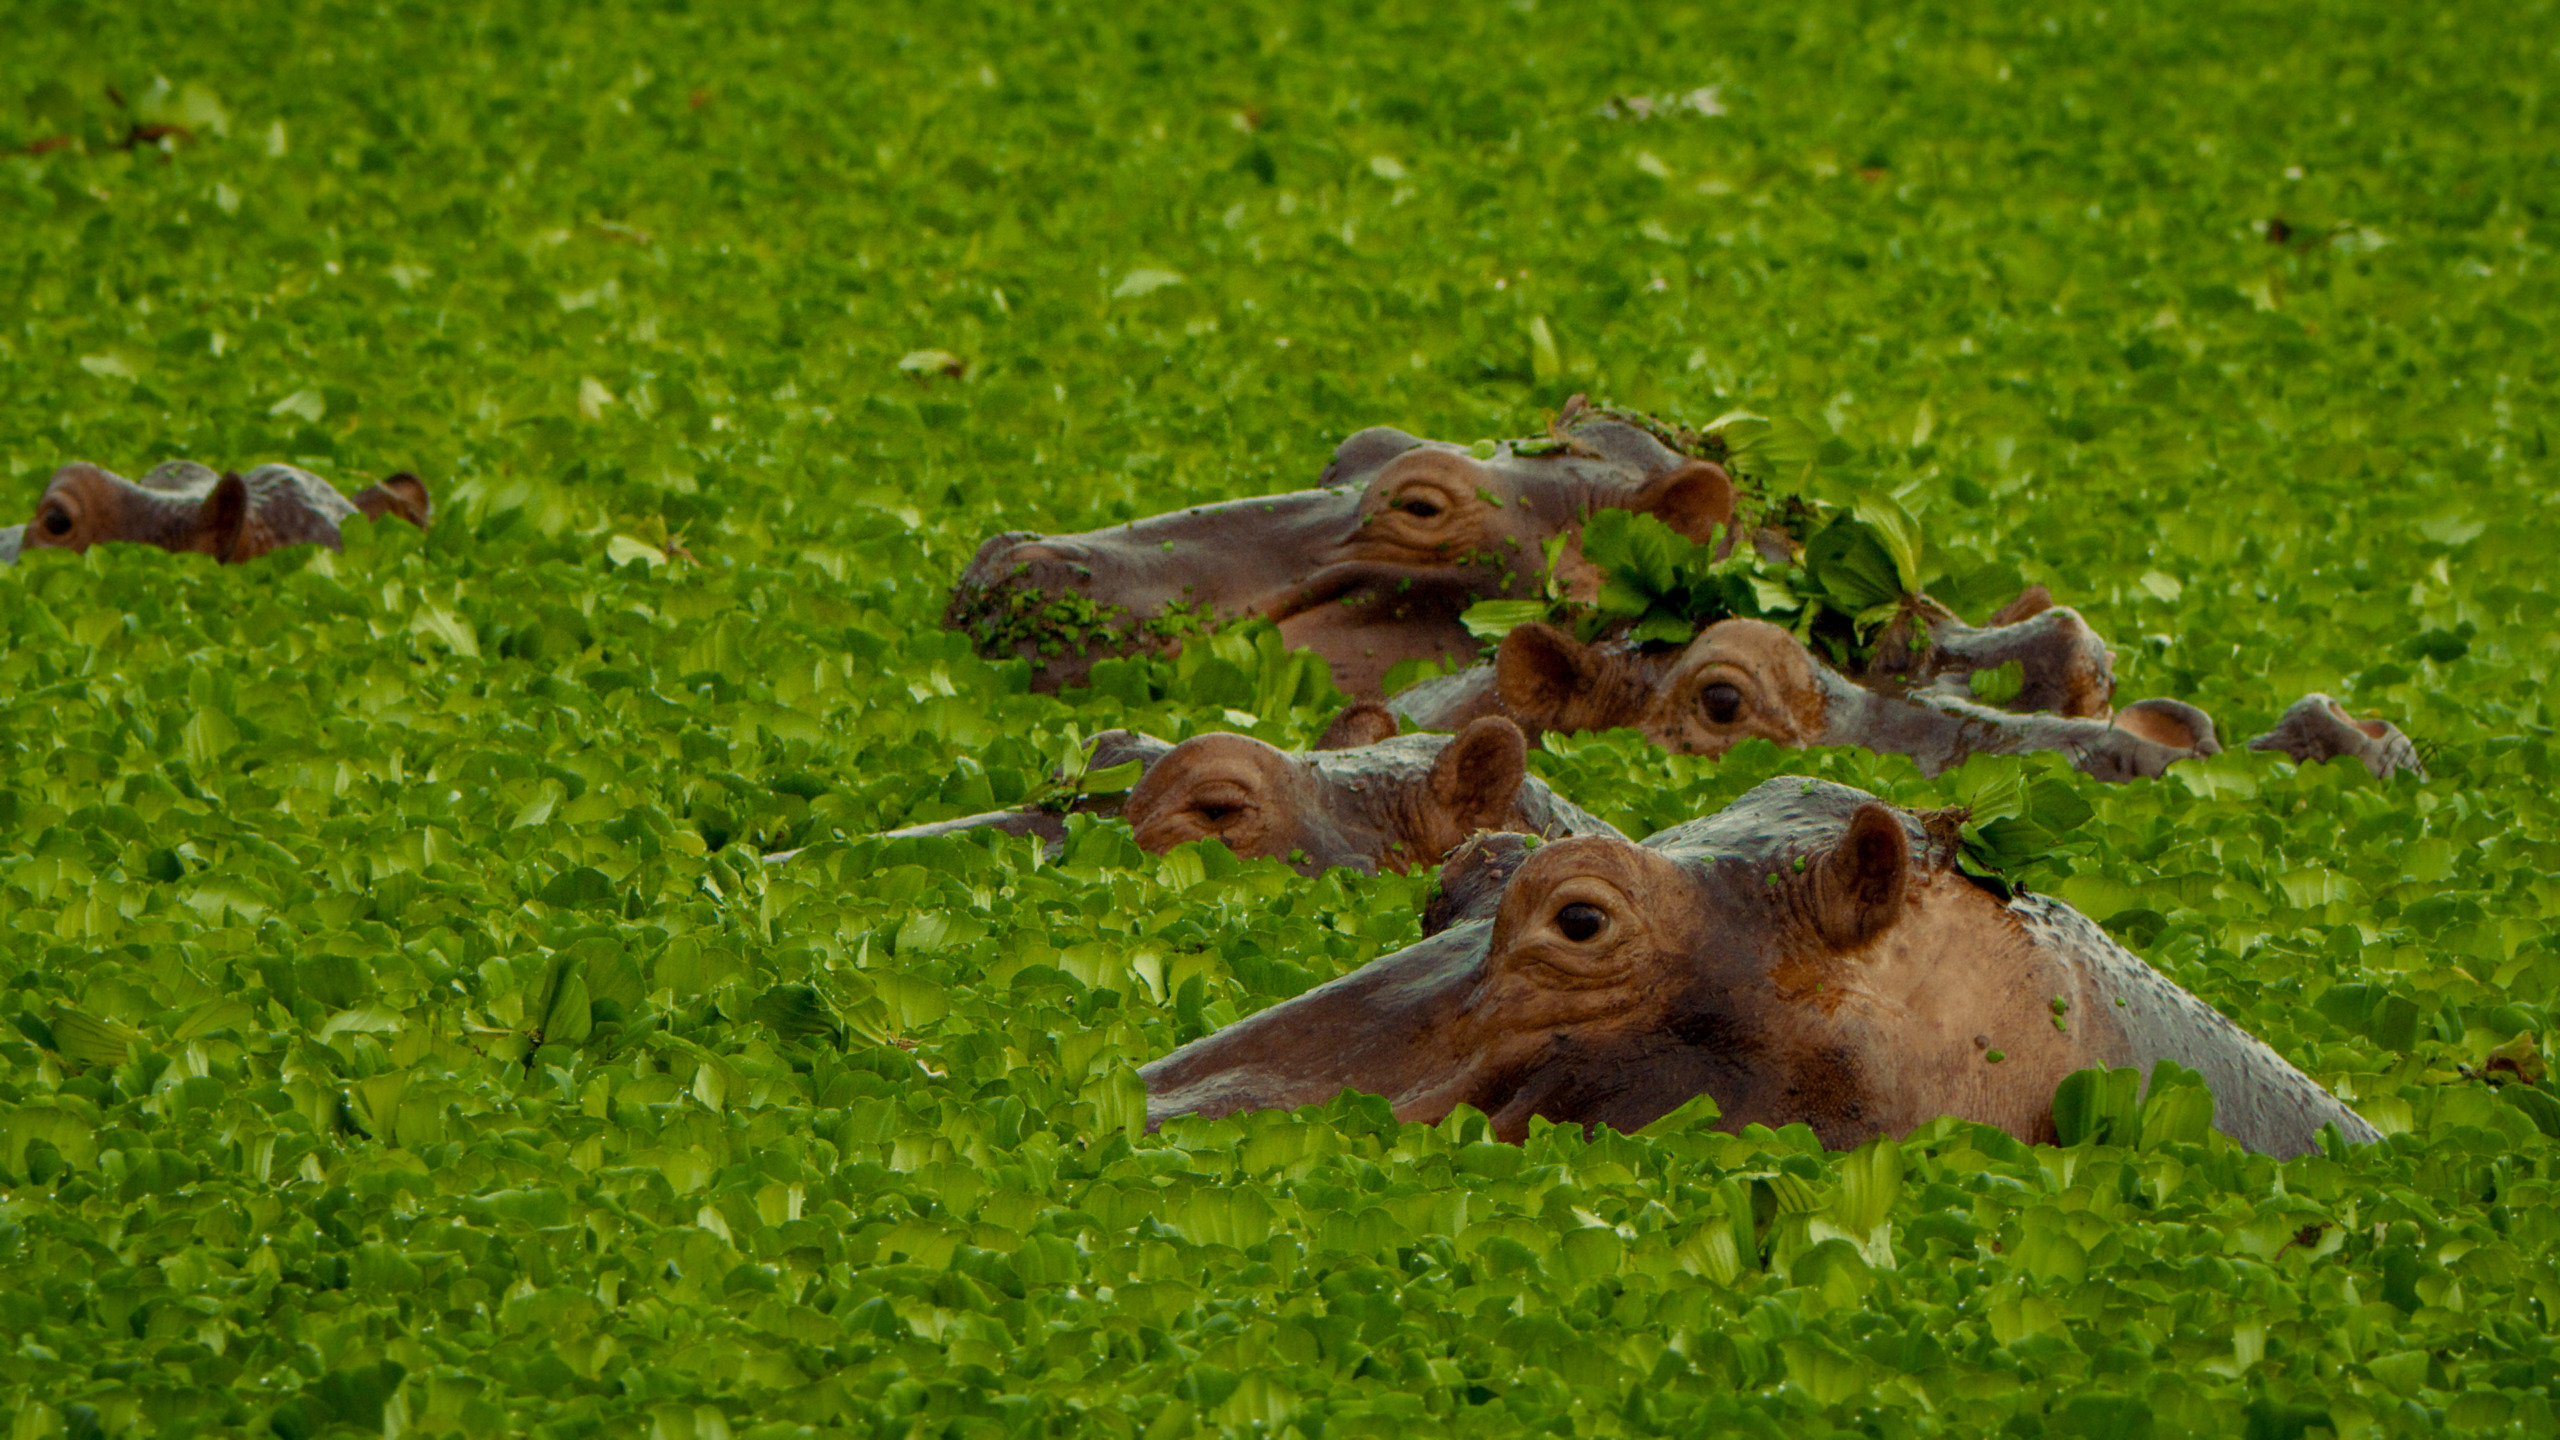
[1144,777,2380,1155]
[1123,715,1536,875]
[23,462,237,557]
[16,461,431,564]
[1486,619,2217,781]
[1145,779,2019,1146]
[1495,618,1831,755]
[947,414,1736,696]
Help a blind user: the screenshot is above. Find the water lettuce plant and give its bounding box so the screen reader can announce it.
[0,0,2554,1435]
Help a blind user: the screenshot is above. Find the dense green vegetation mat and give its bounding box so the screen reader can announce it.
[2,0,2556,1434]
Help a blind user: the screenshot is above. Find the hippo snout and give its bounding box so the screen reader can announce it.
[955,530,1051,592]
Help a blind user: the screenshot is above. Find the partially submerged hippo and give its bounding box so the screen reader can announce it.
[2249,694,2425,780]
[948,410,1737,697]
[1393,618,2220,783]
[4,460,431,564]
[843,710,1622,875]
[1145,778,2382,1158]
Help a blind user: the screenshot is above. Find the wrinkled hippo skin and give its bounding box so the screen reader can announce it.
[2248,694,2424,780]
[832,710,1623,876]
[1395,618,2220,783]
[947,412,1736,697]
[1145,778,2382,1159]
[1900,585,2117,719]
[9,460,432,565]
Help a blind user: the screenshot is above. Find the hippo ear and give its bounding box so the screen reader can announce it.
[1496,623,1600,727]
[199,472,251,562]
[352,472,434,530]
[1987,584,2054,627]
[1630,460,1735,545]
[1319,426,1426,488]
[1428,717,1528,831]
[1316,702,1399,751]
[2112,698,2219,754]
[1813,804,1911,950]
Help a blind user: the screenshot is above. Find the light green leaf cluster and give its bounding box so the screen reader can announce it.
[0,0,2555,1435]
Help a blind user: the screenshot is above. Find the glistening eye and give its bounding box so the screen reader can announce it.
[1394,494,1443,519]
[41,508,72,537]
[1555,902,1606,942]
[1700,682,1744,724]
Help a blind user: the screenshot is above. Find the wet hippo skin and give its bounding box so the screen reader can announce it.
[10,460,432,564]
[946,411,1737,697]
[1394,618,2222,783]
[1145,778,2382,1159]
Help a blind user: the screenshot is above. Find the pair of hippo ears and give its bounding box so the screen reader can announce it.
[1426,802,1919,950]
[197,469,431,561]
[1319,413,1723,496]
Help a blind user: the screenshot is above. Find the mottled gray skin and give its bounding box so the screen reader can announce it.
[1392,619,2218,783]
[792,722,1622,876]
[0,526,19,566]
[9,460,431,564]
[2248,693,2425,780]
[1145,777,2379,1158]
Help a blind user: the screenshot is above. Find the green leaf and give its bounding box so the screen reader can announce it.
[2051,1066,2144,1147]
[1968,660,2026,706]
[1852,494,1925,593]
[1459,598,1552,641]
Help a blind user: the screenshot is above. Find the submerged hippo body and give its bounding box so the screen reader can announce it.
[1395,618,2219,782]
[947,413,1737,697]
[851,711,1623,875]
[11,461,432,564]
[1145,778,2381,1158]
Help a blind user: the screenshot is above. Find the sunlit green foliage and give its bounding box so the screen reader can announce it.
[1,0,2556,1435]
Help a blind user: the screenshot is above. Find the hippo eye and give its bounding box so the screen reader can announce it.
[1190,800,1242,825]
[1555,902,1607,943]
[1394,495,1443,519]
[41,507,72,537]
[1700,682,1744,724]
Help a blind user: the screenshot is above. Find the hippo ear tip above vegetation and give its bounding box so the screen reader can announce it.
[202,471,251,563]
[1432,715,1530,824]
[1814,803,1914,949]
[1315,701,1400,750]
[353,471,435,530]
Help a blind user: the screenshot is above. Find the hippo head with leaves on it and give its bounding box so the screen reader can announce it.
[945,405,1738,697]
[867,708,1624,876]
[1143,777,2382,1158]
[2,460,432,565]
[1391,616,2221,783]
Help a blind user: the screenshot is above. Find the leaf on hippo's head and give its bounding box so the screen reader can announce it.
[1460,598,1553,642]
[1803,514,1903,614]
[1968,660,2026,706]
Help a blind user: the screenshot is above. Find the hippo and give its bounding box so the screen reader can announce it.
[947,408,1738,697]
[822,710,1624,876]
[1390,618,2220,783]
[2248,694,2425,780]
[8,460,432,564]
[1144,778,2383,1158]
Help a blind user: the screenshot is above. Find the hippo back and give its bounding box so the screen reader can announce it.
[2013,895,2383,1157]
